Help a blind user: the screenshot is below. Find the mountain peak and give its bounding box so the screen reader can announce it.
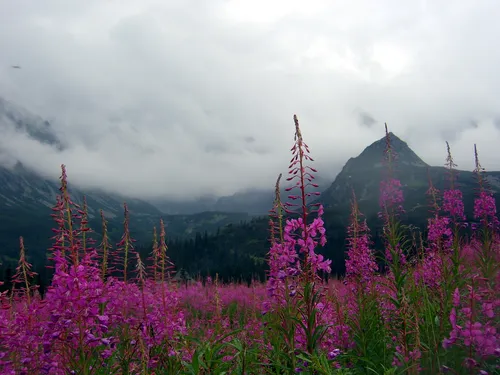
[348,132,428,171]
[320,132,429,207]
[369,131,411,151]
[387,131,404,144]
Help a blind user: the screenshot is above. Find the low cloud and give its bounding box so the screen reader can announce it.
[357,110,377,128]
[0,0,500,199]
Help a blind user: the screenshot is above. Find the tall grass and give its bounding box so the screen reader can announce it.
[0,116,498,374]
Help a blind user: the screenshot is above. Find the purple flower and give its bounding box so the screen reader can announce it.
[443,189,466,221]
[345,195,377,288]
[328,349,341,360]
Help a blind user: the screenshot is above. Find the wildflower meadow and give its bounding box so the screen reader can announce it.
[0,115,498,374]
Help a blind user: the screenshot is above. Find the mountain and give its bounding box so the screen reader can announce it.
[0,162,252,264]
[156,132,500,281]
[320,132,500,220]
[0,97,251,264]
[0,96,333,218]
[150,195,219,215]
[150,174,333,216]
[321,132,426,207]
[0,164,155,261]
[0,96,162,259]
[0,163,162,219]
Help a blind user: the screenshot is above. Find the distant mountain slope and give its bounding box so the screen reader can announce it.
[320,132,500,220]
[0,162,251,263]
[0,95,165,253]
[160,133,500,280]
[0,97,251,264]
[0,162,160,261]
[0,163,162,219]
[150,174,333,216]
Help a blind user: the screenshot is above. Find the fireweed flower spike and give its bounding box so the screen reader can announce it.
[11,237,38,306]
[471,145,499,281]
[379,124,404,216]
[266,115,331,306]
[473,145,499,231]
[99,209,111,280]
[441,142,468,296]
[60,164,80,267]
[442,142,466,240]
[414,174,452,289]
[159,218,174,282]
[345,190,377,289]
[379,124,406,267]
[77,196,97,268]
[48,165,82,270]
[113,203,137,282]
[344,191,387,365]
[269,173,285,245]
[284,115,331,279]
[149,226,160,285]
[265,115,332,363]
[266,173,297,305]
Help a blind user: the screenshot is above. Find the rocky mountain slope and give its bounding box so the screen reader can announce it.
[320,132,500,221]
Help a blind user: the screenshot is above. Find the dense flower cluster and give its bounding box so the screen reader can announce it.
[443,189,466,221]
[379,178,405,214]
[474,191,500,229]
[443,286,499,361]
[345,195,377,288]
[266,115,331,305]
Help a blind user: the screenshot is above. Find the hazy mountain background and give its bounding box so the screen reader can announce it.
[1,96,499,283]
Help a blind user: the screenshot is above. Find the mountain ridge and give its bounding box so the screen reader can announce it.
[320,132,500,216]
[0,97,254,263]
[149,174,333,215]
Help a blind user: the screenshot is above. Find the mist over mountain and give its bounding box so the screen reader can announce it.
[0,97,65,151]
[0,96,335,216]
[1,93,500,281]
[150,174,334,215]
[2,94,498,220]
[0,97,255,264]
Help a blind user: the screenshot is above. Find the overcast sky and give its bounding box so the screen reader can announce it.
[1,0,500,199]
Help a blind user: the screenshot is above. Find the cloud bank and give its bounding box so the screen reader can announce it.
[1,0,500,199]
